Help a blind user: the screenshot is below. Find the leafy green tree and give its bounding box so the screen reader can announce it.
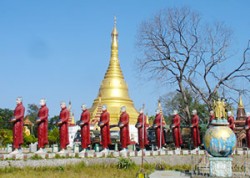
[0,129,13,147]
[27,104,39,123]
[0,108,14,130]
[160,89,209,125]
[48,127,59,145]
[49,115,59,130]
[25,104,39,136]
[23,134,37,147]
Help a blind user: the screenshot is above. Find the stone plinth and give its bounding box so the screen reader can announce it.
[209,157,232,177]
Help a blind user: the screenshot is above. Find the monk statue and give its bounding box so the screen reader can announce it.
[57,102,70,153]
[135,108,149,152]
[207,110,215,128]
[227,111,235,130]
[190,109,201,151]
[10,97,25,155]
[171,110,183,151]
[153,109,166,150]
[118,106,130,153]
[36,98,49,153]
[98,105,111,153]
[79,104,90,153]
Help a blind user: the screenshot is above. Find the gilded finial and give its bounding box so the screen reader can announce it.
[111,17,118,60]
[112,16,118,36]
[114,16,117,28]
[238,95,244,108]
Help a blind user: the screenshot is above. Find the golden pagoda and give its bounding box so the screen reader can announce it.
[89,18,138,125]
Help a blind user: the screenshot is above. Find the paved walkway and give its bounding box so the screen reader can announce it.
[149,170,190,178]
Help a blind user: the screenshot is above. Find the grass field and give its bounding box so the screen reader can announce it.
[0,163,155,178]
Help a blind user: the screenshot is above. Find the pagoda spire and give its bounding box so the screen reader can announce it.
[104,17,124,79]
[236,95,246,120]
[238,95,244,108]
[111,16,118,61]
[89,18,139,125]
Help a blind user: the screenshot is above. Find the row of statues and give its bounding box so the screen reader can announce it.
[9,97,250,154]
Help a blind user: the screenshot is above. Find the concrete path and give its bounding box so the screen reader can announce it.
[149,170,190,178]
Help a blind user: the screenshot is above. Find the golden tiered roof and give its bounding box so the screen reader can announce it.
[89,18,139,125]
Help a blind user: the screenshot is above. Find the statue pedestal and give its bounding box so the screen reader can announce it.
[209,157,232,177]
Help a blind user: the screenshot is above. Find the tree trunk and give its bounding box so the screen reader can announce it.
[178,81,191,124]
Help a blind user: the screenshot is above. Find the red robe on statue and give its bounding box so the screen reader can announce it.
[13,103,25,149]
[228,116,235,130]
[37,105,49,149]
[191,114,201,148]
[99,110,111,148]
[209,114,215,125]
[154,113,165,148]
[245,116,250,148]
[135,113,149,149]
[59,107,70,149]
[172,114,183,148]
[118,111,130,149]
[80,109,90,149]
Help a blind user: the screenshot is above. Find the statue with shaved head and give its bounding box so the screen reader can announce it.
[98,105,111,153]
[209,110,215,126]
[118,106,130,152]
[153,109,166,150]
[10,97,25,154]
[190,109,201,150]
[57,101,70,153]
[79,104,90,153]
[171,110,182,150]
[227,111,235,130]
[135,108,149,151]
[36,99,49,153]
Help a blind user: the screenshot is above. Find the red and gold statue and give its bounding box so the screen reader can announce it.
[118,106,130,152]
[209,110,215,125]
[36,99,49,153]
[57,102,70,153]
[227,111,235,130]
[245,112,250,148]
[10,97,25,154]
[171,110,182,151]
[153,109,165,150]
[191,110,201,150]
[79,104,90,153]
[98,105,111,153]
[135,108,149,151]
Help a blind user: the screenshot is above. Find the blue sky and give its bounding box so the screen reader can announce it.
[0,1,249,119]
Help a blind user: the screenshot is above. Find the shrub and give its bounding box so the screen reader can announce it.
[24,134,37,147]
[48,128,59,145]
[117,158,136,169]
[0,129,13,147]
[30,154,43,160]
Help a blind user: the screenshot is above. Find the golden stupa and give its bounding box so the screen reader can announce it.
[89,18,138,125]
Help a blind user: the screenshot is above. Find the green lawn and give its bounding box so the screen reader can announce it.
[0,163,154,178]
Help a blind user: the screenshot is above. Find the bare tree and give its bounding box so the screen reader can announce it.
[136,7,250,122]
[186,23,250,110]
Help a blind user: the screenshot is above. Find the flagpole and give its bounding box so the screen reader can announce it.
[159,100,163,150]
[141,104,145,169]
